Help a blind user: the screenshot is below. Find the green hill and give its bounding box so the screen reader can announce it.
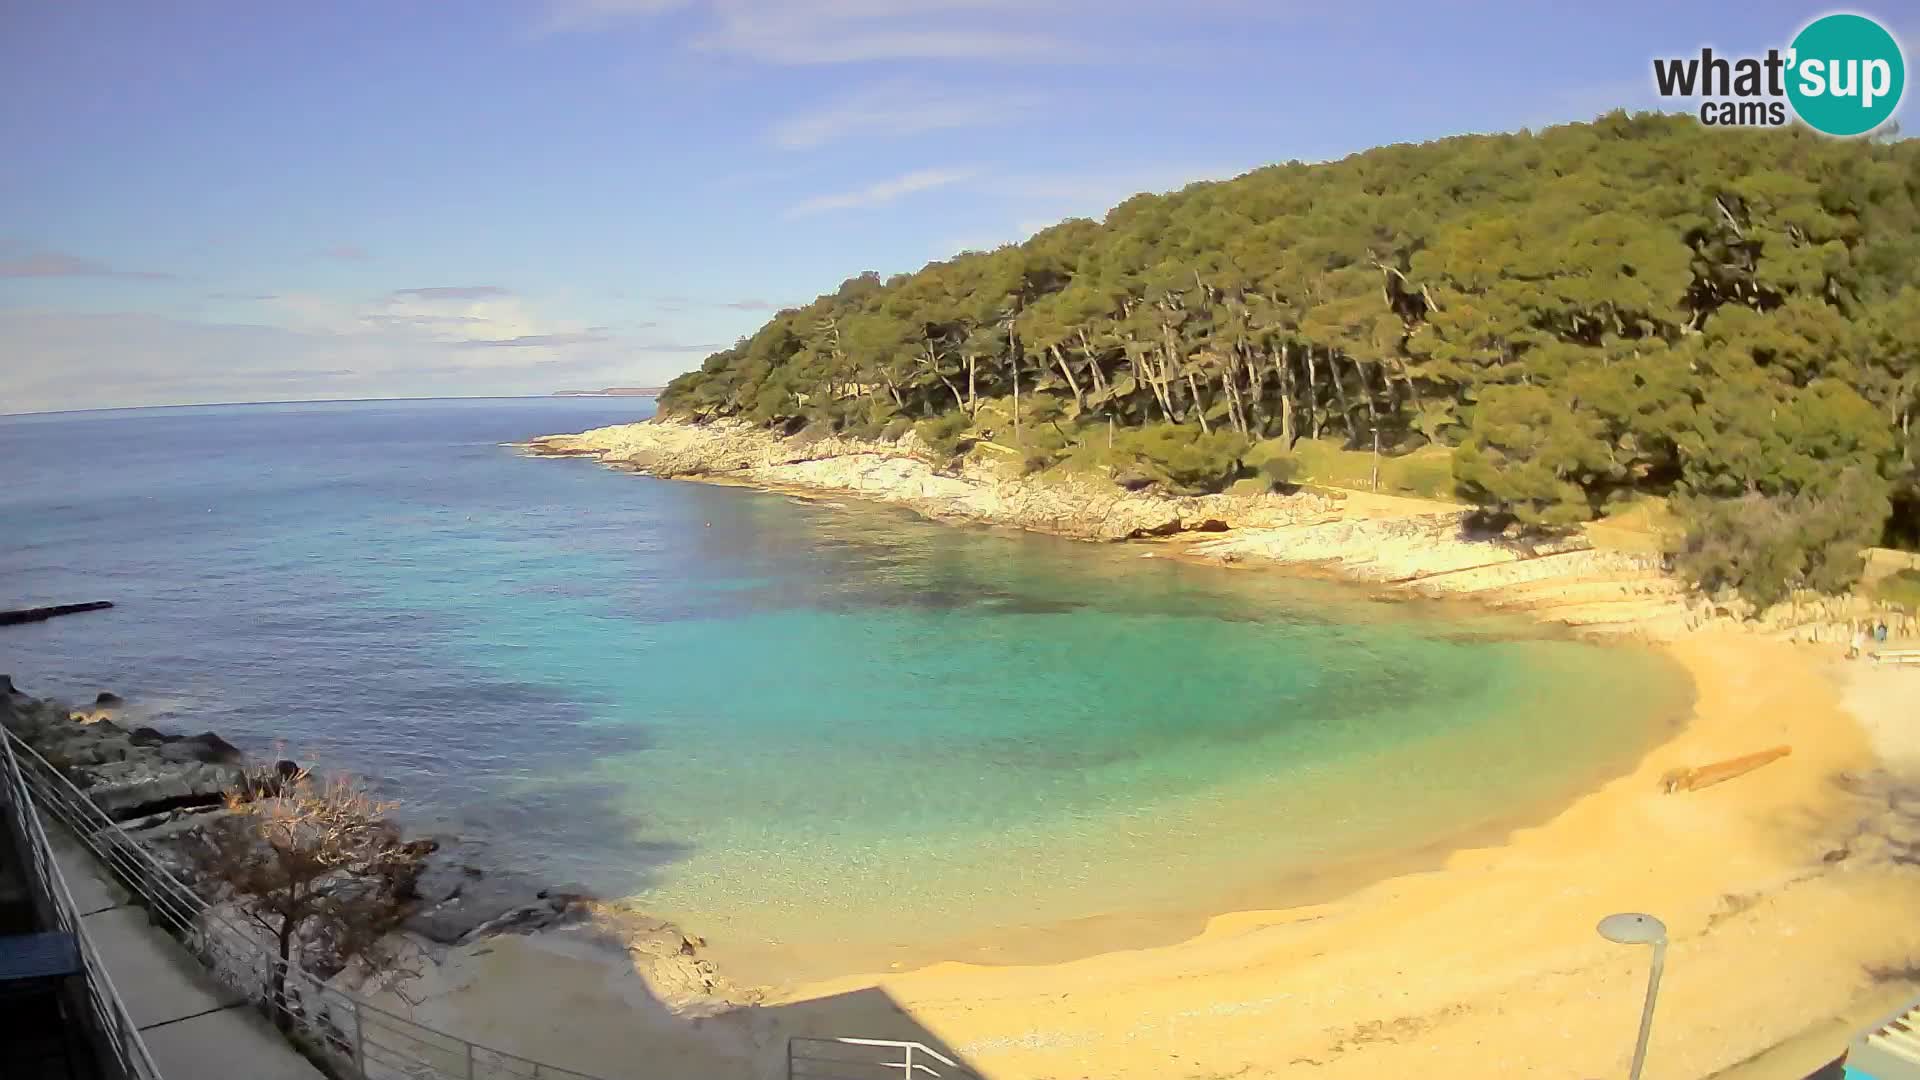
[661,112,1920,606]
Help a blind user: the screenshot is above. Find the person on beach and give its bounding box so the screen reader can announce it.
[1875,621,1889,644]
[1849,626,1865,659]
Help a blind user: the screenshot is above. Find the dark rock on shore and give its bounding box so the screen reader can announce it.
[0,688,241,820]
[0,601,114,626]
[4,678,616,941]
[127,727,245,766]
[88,763,243,820]
[2,675,737,1005]
[404,840,587,944]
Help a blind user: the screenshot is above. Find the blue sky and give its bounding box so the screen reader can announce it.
[0,0,1909,412]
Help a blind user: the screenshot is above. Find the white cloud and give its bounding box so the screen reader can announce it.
[457,331,614,348]
[788,166,978,216]
[769,84,1030,148]
[544,0,1072,64]
[261,287,564,350]
[0,307,696,414]
[0,278,718,411]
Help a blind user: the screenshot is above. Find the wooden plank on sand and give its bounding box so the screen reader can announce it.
[1660,745,1792,794]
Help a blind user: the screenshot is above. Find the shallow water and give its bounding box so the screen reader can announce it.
[0,398,1691,983]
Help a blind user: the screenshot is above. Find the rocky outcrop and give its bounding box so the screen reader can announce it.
[128,727,245,765]
[0,678,745,1009]
[404,839,588,944]
[524,417,1920,647]
[591,906,734,1002]
[0,689,238,820]
[1190,514,1919,642]
[87,763,244,820]
[521,417,1335,542]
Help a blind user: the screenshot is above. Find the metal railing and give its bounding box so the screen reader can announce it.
[3,726,614,1080]
[787,1038,979,1080]
[0,721,165,1079]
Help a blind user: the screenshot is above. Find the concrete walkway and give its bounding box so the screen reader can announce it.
[54,832,324,1080]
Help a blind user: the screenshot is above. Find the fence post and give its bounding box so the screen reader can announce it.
[352,996,366,1077]
[903,1043,914,1080]
[466,1039,476,1080]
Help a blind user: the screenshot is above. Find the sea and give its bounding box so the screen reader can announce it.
[0,397,1692,983]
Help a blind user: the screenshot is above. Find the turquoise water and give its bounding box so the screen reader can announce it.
[0,398,1690,981]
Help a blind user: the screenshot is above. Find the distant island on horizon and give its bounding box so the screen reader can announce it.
[552,387,663,397]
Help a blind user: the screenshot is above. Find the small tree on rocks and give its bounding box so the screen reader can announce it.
[191,767,421,1031]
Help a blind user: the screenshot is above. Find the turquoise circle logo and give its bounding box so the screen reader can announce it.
[1787,13,1905,136]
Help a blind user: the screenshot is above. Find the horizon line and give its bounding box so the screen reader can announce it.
[0,392,666,420]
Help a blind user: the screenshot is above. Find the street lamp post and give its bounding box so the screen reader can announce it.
[1597,912,1668,1080]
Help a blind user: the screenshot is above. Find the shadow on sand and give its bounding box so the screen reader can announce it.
[366,915,989,1080]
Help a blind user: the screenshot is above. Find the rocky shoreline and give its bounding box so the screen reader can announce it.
[523,416,1917,644]
[0,674,753,1012]
[520,416,1332,541]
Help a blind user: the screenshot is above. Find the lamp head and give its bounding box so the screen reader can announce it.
[1597,912,1667,946]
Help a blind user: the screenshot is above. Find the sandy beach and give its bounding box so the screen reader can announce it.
[357,626,1920,1079]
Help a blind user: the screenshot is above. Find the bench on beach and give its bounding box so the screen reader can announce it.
[1870,649,1920,666]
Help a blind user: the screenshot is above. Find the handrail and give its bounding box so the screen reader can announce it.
[824,1039,962,1070]
[0,722,165,1079]
[3,726,614,1080]
[788,1036,979,1080]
